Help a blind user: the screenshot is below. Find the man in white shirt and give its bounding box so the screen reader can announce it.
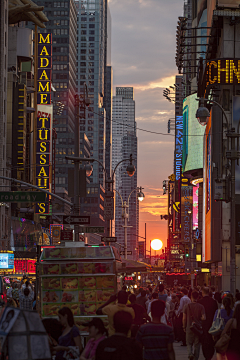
[176,288,191,346]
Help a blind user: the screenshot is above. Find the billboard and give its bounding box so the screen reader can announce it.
[182,93,205,173]
[175,116,183,181]
[193,184,199,231]
[0,253,14,270]
[203,113,212,262]
[138,242,145,258]
[181,186,193,243]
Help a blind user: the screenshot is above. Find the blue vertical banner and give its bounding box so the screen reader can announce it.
[175,116,183,180]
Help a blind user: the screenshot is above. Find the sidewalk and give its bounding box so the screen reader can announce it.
[173,342,205,360]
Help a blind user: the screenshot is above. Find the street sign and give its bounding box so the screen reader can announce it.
[79,226,105,234]
[63,216,90,225]
[79,234,85,242]
[101,237,117,243]
[104,196,114,220]
[0,191,45,202]
[61,230,73,241]
[120,251,132,256]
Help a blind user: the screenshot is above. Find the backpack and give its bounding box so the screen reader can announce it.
[103,337,138,360]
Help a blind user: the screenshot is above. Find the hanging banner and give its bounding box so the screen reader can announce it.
[175,116,183,181]
[181,186,193,242]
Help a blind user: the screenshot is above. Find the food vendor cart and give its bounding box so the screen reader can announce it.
[39,244,122,333]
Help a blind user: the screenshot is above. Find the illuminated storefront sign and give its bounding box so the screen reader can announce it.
[203,113,212,262]
[14,260,36,274]
[175,116,183,181]
[37,33,52,105]
[193,184,199,231]
[206,59,240,89]
[181,186,193,242]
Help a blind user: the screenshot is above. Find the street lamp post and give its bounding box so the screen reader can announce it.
[65,154,136,238]
[196,97,240,294]
[115,187,145,260]
[74,84,90,241]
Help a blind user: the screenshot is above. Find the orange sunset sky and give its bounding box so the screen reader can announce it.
[109,0,183,251]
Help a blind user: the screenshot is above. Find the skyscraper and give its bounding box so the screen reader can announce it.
[112,87,138,259]
[75,0,111,186]
[27,0,78,191]
[75,0,112,234]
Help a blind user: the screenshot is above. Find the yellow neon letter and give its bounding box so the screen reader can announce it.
[39,70,49,81]
[218,60,229,83]
[39,34,51,44]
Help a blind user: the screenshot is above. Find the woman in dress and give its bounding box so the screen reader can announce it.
[54,307,82,360]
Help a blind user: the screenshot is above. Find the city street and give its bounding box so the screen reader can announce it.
[173,343,205,360]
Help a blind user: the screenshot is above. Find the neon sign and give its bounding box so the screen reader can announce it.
[206,59,240,89]
[37,33,52,105]
[175,116,183,181]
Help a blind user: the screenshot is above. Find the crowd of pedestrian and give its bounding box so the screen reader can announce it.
[4,281,240,360]
[6,279,36,310]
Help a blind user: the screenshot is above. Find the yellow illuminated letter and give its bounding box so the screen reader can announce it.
[37,178,48,188]
[230,60,240,83]
[38,82,50,92]
[39,34,51,44]
[38,203,46,213]
[39,70,49,81]
[40,142,47,152]
[40,58,50,68]
[40,154,47,164]
[38,117,48,128]
[40,94,48,104]
[38,167,48,177]
[218,60,229,83]
[209,61,217,84]
[39,46,50,56]
[38,129,49,140]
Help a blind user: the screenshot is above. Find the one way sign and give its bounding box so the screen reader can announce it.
[63,215,90,225]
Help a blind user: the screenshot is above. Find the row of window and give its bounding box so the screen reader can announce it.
[53,29,68,35]
[53,82,68,89]
[81,24,95,28]
[53,2,68,8]
[80,49,95,54]
[53,64,68,70]
[80,55,94,60]
[53,55,68,61]
[80,43,95,48]
[53,20,68,25]
[81,30,95,35]
[80,37,95,41]
[56,148,74,155]
[53,46,68,53]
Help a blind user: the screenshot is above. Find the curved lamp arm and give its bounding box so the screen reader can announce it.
[197,97,230,131]
[112,156,135,179]
[127,187,139,207]
[113,189,123,206]
[65,156,107,175]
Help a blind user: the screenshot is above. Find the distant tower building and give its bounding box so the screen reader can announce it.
[112,87,138,259]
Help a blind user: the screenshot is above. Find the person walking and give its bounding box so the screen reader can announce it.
[80,318,107,360]
[128,294,150,337]
[136,300,175,360]
[54,307,82,360]
[176,288,191,346]
[198,287,218,360]
[147,292,158,314]
[95,311,142,360]
[183,291,206,360]
[158,284,168,302]
[136,289,147,310]
[213,296,233,326]
[18,287,34,310]
[96,290,134,336]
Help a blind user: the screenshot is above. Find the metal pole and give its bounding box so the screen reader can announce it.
[150,240,151,265]
[74,97,80,242]
[230,131,236,295]
[145,222,147,259]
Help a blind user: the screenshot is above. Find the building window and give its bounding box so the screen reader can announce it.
[89,24,95,28]
[89,37,95,41]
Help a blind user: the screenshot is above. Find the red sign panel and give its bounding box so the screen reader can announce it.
[14,260,36,274]
[61,230,73,241]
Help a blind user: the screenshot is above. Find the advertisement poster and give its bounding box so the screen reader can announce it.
[193,184,199,231]
[181,186,193,242]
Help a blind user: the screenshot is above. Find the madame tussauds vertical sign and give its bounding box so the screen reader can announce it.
[35,33,52,214]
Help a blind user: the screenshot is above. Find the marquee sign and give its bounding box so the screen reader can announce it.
[37,33,52,105]
[206,59,240,89]
[175,116,183,181]
[35,32,52,214]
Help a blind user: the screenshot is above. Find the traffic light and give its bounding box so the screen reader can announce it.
[185,246,189,258]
